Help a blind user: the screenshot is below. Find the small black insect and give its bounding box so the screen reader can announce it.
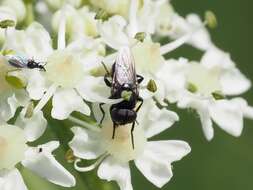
[6,55,46,71]
[100,47,144,149]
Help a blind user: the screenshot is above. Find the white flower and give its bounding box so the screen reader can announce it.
[201,47,251,95]
[89,0,130,18]
[44,0,82,11]
[0,57,29,124]
[0,0,26,23]
[169,13,213,51]
[4,20,115,120]
[0,124,76,189]
[52,5,98,41]
[155,58,188,104]
[154,1,174,36]
[69,100,190,190]
[15,103,47,142]
[175,52,252,140]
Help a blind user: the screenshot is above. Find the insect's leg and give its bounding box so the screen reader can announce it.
[137,75,144,84]
[136,97,143,113]
[131,121,136,149]
[104,75,112,87]
[99,103,106,125]
[112,122,117,139]
[101,62,111,76]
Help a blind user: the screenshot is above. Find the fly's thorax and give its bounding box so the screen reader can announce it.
[45,50,84,88]
[101,123,147,163]
[0,124,28,170]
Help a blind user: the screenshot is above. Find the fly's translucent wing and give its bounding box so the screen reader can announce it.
[6,55,29,68]
[112,47,137,90]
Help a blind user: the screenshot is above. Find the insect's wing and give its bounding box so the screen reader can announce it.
[6,55,28,68]
[112,47,136,89]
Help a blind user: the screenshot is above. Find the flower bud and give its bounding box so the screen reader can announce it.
[5,70,27,89]
[205,10,218,29]
[147,79,157,93]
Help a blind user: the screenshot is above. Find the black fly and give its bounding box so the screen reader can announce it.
[6,55,46,71]
[100,47,144,149]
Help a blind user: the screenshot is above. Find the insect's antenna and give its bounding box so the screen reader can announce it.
[101,61,111,76]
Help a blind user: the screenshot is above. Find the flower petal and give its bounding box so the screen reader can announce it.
[97,156,133,190]
[69,127,104,160]
[210,100,243,137]
[220,67,251,95]
[15,108,47,142]
[135,140,190,188]
[138,99,179,138]
[52,88,90,120]
[5,22,53,61]
[0,91,29,123]
[198,104,214,141]
[76,76,122,104]
[0,169,28,190]
[177,94,214,140]
[22,141,76,187]
[98,15,130,50]
[25,70,47,100]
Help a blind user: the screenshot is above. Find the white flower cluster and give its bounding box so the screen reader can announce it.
[0,0,252,190]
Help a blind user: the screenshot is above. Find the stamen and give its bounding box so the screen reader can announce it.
[160,34,191,55]
[33,83,58,113]
[74,154,108,172]
[128,0,139,37]
[160,22,207,55]
[68,116,101,132]
[57,13,66,50]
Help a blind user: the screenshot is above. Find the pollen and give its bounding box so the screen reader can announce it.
[45,50,84,88]
[186,63,222,97]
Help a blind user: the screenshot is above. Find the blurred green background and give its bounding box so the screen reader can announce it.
[20,0,253,190]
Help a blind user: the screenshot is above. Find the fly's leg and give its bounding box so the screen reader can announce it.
[112,122,117,139]
[131,121,136,149]
[134,97,143,127]
[99,103,105,125]
[100,61,113,87]
[136,97,143,113]
[101,62,111,76]
[104,75,112,87]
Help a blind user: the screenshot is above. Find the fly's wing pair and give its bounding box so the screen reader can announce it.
[6,54,29,68]
[112,47,137,94]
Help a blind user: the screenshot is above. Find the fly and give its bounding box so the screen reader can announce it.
[6,55,46,71]
[100,47,144,149]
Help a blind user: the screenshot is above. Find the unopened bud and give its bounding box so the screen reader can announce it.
[134,32,146,42]
[212,91,225,100]
[205,10,218,29]
[5,70,27,89]
[0,19,15,28]
[95,9,110,21]
[65,149,76,163]
[147,79,157,93]
[187,82,198,93]
[1,49,15,56]
[25,102,34,118]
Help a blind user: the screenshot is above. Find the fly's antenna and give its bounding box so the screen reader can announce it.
[101,61,111,76]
